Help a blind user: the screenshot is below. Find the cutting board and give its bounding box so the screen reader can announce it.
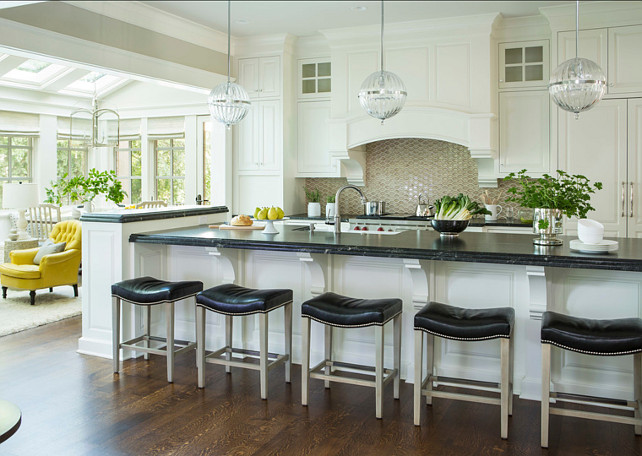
[209,224,265,230]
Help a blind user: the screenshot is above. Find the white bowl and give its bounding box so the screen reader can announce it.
[577,219,604,244]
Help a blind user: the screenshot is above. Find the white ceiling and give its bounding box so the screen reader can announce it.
[138,1,571,38]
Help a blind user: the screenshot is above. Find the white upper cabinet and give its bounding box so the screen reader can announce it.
[298,58,331,99]
[498,91,550,175]
[297,100,335,176]
[557,29,607,73]
[608,25,642,95]
[627,98,642,238]
[236,99,281,173]
[499,40,549,89]
[238,56,281,99]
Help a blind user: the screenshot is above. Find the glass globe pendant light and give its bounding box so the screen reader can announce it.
[208,0,250,129]
[548,0,606,119]
[358,0,407,124]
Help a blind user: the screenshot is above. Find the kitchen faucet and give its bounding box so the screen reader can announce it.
[333,185,367,234]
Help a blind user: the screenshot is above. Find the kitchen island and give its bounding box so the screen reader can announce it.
[93,223,642,403]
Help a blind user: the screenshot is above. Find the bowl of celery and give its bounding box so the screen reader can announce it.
[431,194,491,237]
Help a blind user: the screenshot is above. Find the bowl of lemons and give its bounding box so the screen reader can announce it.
[254,206,285,234]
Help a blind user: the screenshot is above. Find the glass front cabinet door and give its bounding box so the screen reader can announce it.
[499,40,549,89]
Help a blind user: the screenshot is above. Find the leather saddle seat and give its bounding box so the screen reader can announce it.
[301,292,402,327]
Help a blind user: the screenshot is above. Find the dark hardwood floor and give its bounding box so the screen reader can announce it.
[1,317,641,455]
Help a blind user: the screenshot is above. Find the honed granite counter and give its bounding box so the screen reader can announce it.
[80,205,228,223]
[129,224,642,272]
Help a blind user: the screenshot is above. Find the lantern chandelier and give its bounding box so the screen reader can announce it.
[69,94,120,148]
[358,0,407,124]
[208,0,251,129]
[548,0,607,119]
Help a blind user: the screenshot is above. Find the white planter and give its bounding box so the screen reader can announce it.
[325,203,336,218]
[307,202,321,217]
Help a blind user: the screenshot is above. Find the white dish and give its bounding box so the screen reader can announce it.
[570,239,618,253]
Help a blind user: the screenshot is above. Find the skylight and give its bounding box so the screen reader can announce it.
[81,72,105,84]
[16,59,51,73]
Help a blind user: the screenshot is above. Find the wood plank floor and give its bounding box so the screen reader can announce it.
[1,317,641,456]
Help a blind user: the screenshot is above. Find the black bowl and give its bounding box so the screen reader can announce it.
[431,219,470,236]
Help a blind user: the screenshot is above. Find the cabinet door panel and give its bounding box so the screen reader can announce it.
[238,58,260,98]
[609,25,642,94]
[559,99,628,237]
[297,101,334,174]
[557,29,607,69]
[435,43,470,107]
[628,98,642,237]
[259,100,280,171]
[236,106,260,171]
[347,51,378,116]
[499,91,549,174]
[259,56,281,98]
[236,175,282,215]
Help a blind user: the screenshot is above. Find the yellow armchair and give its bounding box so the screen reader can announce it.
[0,220,82,305]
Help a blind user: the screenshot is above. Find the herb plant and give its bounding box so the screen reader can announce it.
[327,195,335,204]
[304,188,321,203]
[45,169,127,206]
[504,169,602,220]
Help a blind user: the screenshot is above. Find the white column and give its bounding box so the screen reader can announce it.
[35,115,58,198]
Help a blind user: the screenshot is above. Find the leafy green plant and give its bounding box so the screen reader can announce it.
[504,169,602,228]
[304,188,321,203]
[433,194,490,220]
[326,195,335,204]
[44,168,127,206]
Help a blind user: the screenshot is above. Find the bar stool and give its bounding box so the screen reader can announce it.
[541,311,642,448]
[196,284,293,400]
[112,276,203,383]
[414,301,514,439]
[301,292,402,419]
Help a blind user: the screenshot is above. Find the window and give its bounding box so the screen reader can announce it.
[56,138,87,179]
[154,138,185,205]
[115,139,142,205]
[0,135,32,202]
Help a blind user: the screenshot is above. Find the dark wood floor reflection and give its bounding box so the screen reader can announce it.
[1,316,641,455]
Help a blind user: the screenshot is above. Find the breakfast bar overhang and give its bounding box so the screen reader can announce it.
[81,218,642,403]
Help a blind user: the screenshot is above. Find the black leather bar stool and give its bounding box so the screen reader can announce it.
[112,276,203,383]
[414,301,514,439]
[301,292,402,419]
[541,311,642,448]
[196,284,293,400]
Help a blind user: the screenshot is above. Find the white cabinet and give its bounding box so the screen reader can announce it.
[236,100,281,172]
[296,101,336,176]
[498,91,550,175]
[609,25,642,95]
[627,98,642,237]
[298,58,331,99]
[559,99,629,237]
[234,174,283,216]
[557,29,607,71]
[238,56,281,99]
[499,40,549,89]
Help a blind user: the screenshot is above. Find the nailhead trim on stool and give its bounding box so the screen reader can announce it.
[196,284,293,400]
[112,276,203,383]
[414,301,515,439]
[540,311,642,448]
[301,292,402,419]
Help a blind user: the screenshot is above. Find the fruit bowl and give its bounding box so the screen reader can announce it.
[431,219,470,237]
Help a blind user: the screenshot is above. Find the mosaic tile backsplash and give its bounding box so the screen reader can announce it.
[305,138,521,216]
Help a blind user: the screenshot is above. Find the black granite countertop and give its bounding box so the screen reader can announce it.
[130,224,642,272]
[286,213,530,228]
[80,205,228,223]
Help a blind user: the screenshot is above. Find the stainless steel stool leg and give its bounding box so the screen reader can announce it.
[541,343,551,448]
[196,305,205,388]
[426,334,434,405]
[500,337,510,439]
[375,324,384,419]
[112,296,120,374]
[144,305,151,360]
[285,302,292,383]
[414,329,423,426]
[166,301,175,383]
[225,315,233,374]
[324,324,332,388]
[302,316,311,406]
[259,312,268,400]
[633,353,642,435]
[393,314,401,400]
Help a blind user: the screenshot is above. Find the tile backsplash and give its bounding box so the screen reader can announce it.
[305,138,521,216]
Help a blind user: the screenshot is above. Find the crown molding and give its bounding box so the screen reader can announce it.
[540,1,642,31]
[64,1,229,54]
[494,14,551,42]
[235,33,295,57]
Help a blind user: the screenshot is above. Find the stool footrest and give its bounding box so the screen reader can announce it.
[205,346,288,372]
[120,336,195,357]
[550,391,639,412]
[420,375,503,406]
[309,359,397,389]
[550,406,642,426]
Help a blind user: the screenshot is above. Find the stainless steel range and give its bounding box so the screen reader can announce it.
[348,214,434,232]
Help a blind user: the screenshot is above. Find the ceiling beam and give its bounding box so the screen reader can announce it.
[40,67,90,92]
[0,55,27,77]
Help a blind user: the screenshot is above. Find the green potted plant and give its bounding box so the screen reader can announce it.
[504,169,602,245]
[45,168,127,212]
[304,188,321,217]
[325,194,336,219]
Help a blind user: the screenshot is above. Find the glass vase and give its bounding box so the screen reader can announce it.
[532,208,563,246]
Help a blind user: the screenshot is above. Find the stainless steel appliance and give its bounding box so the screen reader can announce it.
[364,201,386,216]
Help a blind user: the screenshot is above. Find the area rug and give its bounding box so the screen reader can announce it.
[0,286,81,337]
